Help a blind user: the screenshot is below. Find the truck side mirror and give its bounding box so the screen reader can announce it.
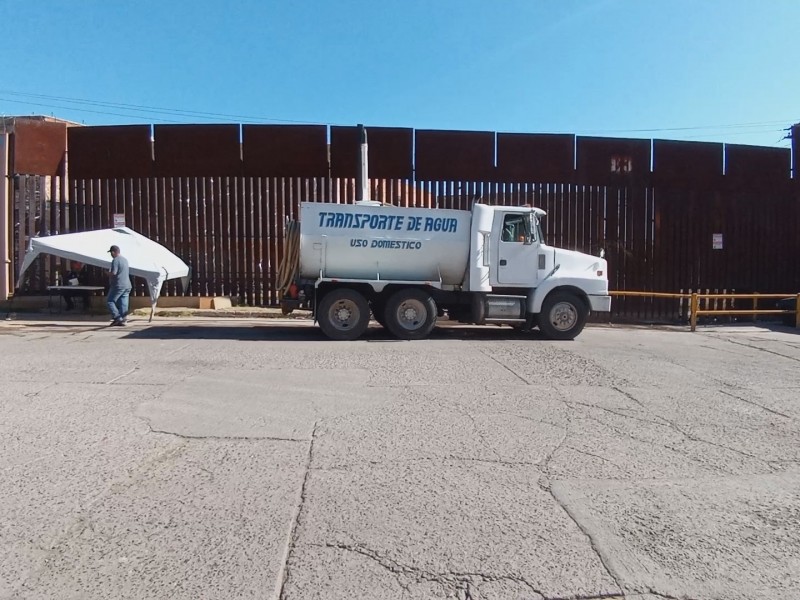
[524,214,536,245]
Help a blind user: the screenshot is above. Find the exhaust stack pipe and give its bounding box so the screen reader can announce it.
[356,124,369,203]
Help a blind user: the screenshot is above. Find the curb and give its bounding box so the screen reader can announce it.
[130,308,311,319]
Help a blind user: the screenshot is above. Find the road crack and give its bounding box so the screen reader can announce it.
[568,401,774,472]
[141,419,307,443]
[322,542,584,598]
[715,336,800,364]
[460,410,504,462]
[547,487,625,599]
[611,386,645,408]
[326,542,624,599]
[277,421,318,600]
[718,389,794,420]
[478,347,531,384]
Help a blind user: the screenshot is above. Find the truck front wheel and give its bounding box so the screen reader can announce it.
[318,289,370,340]
[385,289,437,340]
[537,291,588,340]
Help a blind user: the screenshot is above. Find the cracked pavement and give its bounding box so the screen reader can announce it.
[1,317,799,599]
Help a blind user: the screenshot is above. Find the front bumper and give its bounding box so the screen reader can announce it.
[588,294,612,312]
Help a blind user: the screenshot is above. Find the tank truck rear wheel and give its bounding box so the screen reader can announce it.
[318,289,370,341]
[537,291,588,340]
[385,289,437,340]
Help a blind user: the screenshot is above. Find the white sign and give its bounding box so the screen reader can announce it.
[113,213,126,228]
[712,233,723,250]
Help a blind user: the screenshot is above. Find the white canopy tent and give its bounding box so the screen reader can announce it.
[18,227,190,320]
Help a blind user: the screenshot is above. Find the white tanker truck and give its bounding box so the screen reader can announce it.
[280,200,610,341]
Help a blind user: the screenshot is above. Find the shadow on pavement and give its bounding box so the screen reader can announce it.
[124,324,327,342]
[752,322,799,335]
[693,321,800,336]
[121,323,548,342]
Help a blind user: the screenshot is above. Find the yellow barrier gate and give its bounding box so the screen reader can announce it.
[609,291,800,332]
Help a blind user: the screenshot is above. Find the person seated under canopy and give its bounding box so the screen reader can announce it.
[61,261,91,310]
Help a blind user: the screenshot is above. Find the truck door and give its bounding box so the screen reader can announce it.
[495,212,541,286]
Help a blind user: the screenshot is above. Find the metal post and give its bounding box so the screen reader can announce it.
[796,293,800,329]
[0,133,10,300]
[690,293,699,332]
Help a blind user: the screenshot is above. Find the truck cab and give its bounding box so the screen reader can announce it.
[494,208,546,286]
[458,204,610,337]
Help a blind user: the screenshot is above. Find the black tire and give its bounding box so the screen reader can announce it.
[384,288,437,340]
[537,291,588,340]
[317,289,370,340]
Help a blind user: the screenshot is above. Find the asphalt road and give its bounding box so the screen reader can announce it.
[1,317,799,600]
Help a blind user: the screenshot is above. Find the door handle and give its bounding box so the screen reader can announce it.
[499,259,507,266]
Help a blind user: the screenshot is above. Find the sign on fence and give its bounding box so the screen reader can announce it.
[113,213,126,228]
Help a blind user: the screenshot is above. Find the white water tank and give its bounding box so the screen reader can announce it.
[299,202,472,285]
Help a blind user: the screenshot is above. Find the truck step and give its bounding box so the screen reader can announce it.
[484,318,526,323]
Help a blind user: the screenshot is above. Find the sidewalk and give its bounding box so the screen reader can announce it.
[2,305,312,322]
[130,306,311,319]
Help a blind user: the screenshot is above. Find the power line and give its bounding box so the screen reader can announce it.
[0,89,335,125]
[575,120,798,135]
[0,97,181,123]
[0,89,795,146]
[675,129,792,144]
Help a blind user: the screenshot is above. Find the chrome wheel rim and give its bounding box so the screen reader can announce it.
[328,299,362,331]
[395,298,427,331]
[549,301,577,331]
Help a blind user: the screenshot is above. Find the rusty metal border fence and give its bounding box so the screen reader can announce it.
[6,122,800,322]
[11,174,436,305]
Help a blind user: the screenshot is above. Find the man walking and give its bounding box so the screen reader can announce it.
[107,245,132,326]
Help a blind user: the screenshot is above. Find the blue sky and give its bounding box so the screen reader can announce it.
[2,0,797,147]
